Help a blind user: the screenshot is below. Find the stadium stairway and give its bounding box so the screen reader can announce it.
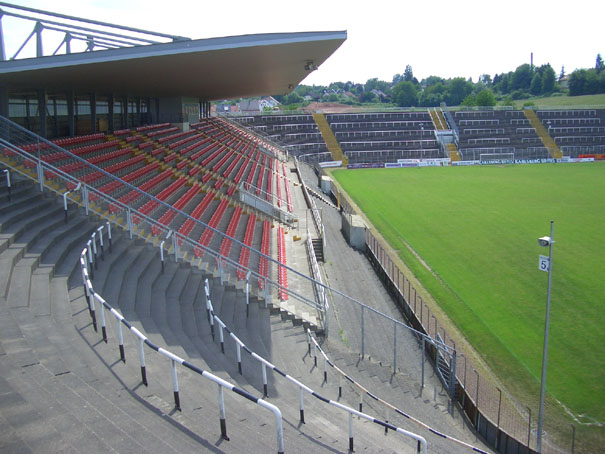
[428,108,461,163]
[523,110,563,159]
[0,175,496,453]
[312,113,348,165]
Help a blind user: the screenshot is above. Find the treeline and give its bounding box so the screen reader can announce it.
[274,54,604,109]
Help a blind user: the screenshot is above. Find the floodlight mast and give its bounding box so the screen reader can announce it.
[536,220,554,453]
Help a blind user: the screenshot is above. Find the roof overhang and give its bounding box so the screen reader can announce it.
[0,31,347,100]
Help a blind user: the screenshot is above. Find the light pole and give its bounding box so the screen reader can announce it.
[537,220,555,453]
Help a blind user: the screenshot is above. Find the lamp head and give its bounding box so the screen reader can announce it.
[538,236,553,247]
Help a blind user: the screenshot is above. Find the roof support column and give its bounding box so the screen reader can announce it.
[90,92,97,134]
[52,97,59,138]
[122,95,128,129]
[135,96,141,127]
[66,90,74,136]
[0,85,8,118]
[0,13,6,62]
[37,89,47,138]
[107,94,114,132]
[25,95,31,131]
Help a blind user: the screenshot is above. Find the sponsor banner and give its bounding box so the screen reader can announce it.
[347,162,385,169]
[319,160,342,168]
[397,158,449,166]
[386,162,419,168]
[514,158,555,164]
[452,160,479,166]
[580,157,595,162]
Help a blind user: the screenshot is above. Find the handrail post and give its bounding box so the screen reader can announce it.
[171,360,181,411]
[37,158,43,192]
[97,225,104,261]
[116,318,125,362]
[236,343,242,374]
[127,207,133,239]
[91,231,98,269]
[138,337,147,386]
[348,412,354,452]
[3,169,11,202]
[217,384,229,440]
[106,221,112,253]
[82,184,88,215]
[360,305,365,359]
[97,296,107,343]
[262,362,268,397]
[86,240,94,280]
[217,318,224,353]
[299,386,305,423]
[245,270,251,318]
[88,287,97,332]
[160,240,165,273]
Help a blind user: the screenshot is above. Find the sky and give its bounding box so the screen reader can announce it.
[2,0,603,88]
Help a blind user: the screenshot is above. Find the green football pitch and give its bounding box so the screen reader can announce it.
[332,162,605,423]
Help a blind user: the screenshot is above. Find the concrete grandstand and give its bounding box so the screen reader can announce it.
[0,3,500,454]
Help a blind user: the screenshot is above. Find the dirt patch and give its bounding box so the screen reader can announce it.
[302,102,360,114]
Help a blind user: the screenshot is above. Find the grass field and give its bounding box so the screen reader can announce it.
[504,93,605,109]
[332,163,605,425]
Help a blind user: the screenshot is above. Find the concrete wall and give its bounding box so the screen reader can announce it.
[341,213,366,251]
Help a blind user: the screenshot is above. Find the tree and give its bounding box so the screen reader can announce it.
[478,74,492,86]
[392,81,418,107]
[445,77,473,105]
[530,73,542,95]
[461,94,476,107]
[284,92,302,105]
[596,53,604,74]
[511,64,533,91]
[559,65,565,81]
[568,69,587,96]
[541,65,556,94]
[404,65,414,82]
[476,89,496,106]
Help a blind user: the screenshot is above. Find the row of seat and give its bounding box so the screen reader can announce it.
[258,220,271,289]
[194,198,229,257]
[152,184,201,235]
[236,214,257,281]
[277,226,288,301]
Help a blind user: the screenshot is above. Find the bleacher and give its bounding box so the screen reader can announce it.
[536,109,605,157]
[235,114,327,156]
[19,117,295,305]
[456,110,547,161]
[325,111,444,162]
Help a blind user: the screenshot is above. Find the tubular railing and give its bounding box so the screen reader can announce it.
[306,330,489,454]
[78,242,285,453]
[78,226,427,453]
[200,276,427,453]
[0,115,455,395]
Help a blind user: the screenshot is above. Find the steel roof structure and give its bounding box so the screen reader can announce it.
[0,31,347,100]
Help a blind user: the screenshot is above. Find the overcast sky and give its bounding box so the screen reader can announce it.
[2,0,603,87]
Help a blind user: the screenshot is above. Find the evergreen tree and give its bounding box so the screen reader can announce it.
[596,54,604,73]
[541,65,556,94]
[559,65,565,81]
[530,73,542,95]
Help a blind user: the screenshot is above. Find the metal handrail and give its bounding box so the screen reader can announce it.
[79,247,285,453]
[306,330,485,454]
[0,114,451,354]
[200,278,427,453]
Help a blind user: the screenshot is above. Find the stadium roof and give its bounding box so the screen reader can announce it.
[0,31,347,101]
